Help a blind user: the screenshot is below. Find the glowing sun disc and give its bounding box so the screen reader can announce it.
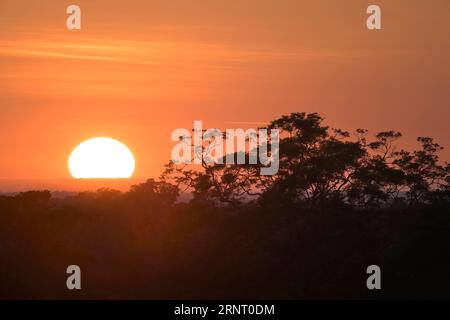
[69,137,135,179]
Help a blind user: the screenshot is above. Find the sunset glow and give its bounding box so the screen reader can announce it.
[0,0,449,190]
[1,0,450,302]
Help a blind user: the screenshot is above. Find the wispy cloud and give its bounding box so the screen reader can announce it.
[0,35,361,68]
[222,121,269,125]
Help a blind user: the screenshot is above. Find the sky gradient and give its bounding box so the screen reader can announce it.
[1,0,449,191]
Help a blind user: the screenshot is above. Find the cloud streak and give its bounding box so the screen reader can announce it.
[0,35,362,68]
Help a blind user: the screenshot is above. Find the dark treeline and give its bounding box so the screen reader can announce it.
[1,112,449,299]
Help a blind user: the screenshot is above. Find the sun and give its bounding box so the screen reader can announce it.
[69,137,135,179]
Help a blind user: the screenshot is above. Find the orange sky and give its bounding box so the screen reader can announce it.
[1,0,449,191]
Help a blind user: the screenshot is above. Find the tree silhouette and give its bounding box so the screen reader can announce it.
[162,112,449,209]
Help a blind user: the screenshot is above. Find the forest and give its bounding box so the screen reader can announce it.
[1,112,449,299]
